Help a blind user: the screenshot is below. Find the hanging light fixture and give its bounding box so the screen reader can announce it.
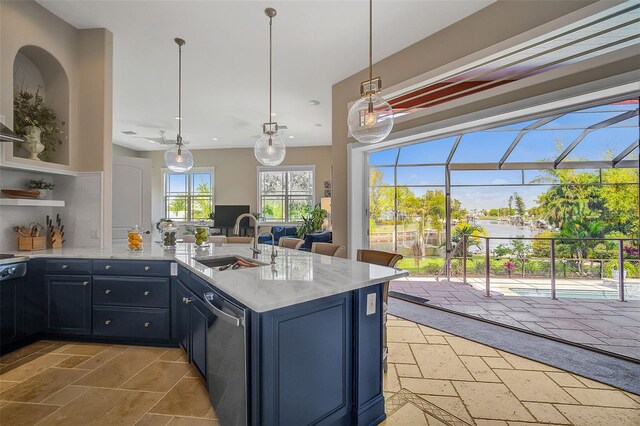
[347,0,393,144]
[254,7,286,166]
[165,38,194,172]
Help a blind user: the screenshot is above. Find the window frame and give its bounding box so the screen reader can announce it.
[257,165,316,223]
[162,167,215,223]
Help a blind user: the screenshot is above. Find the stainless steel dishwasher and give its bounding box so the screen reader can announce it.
[203,289,248,426]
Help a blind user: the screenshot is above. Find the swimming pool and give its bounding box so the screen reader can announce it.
[509,288,618,299]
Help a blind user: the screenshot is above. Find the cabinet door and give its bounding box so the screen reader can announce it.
[176,280,191,356]
[0,279,23,347]
[46,275,92,335]
[189,298,209,381]
[23,259,46,337]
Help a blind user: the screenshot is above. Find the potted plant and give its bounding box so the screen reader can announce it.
[297,203,327,238]
[13,88,65,161]
[28,178,55,199]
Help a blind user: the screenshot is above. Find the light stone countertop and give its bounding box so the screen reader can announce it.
[20,242,408,312]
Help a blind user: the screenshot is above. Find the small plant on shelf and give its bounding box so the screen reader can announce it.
[28,178,55,190]
[13,88,65,161]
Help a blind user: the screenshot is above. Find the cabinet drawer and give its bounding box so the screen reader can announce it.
[93,307,170,340]
[93,276,170,308]
[92,260,170,277]
[46,260,92,275]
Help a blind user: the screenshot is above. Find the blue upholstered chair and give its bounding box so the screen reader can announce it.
[257,226,298,246]
[299,231,332,251]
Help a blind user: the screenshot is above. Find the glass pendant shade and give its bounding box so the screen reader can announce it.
[164,145,194,172]
[254,133,286,166]
[347,94,394,144]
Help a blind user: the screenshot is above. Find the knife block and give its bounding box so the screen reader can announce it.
[47,228,63,249]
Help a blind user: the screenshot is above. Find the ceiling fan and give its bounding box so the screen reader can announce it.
[133,130,190,145]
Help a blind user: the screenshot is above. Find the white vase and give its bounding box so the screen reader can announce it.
[23,126,45,161]
[36,189,52,200]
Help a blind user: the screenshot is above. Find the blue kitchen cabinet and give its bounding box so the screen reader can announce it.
[0,277,23,348]
[176,279,192,355]
[189,297,210,380]
[46,275,92,335]
[23,259,46,338]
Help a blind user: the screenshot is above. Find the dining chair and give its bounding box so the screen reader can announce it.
[209,235,227,244]
[227,236,254,244]
[279,237,304,250]
[356,249,403,373]
[311,242,346,258]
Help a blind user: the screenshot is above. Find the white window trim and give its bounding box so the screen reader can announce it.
[257,165,316,223]
[162,167,215,223]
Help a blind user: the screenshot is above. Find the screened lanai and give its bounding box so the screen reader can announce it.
[368,97,639,259]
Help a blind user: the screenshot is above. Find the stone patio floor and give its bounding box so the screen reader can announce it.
[390,277,640,360]
[382,315,640,425]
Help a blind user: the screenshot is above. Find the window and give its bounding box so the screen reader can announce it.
[164,168,214,222]
[258,166,314,222]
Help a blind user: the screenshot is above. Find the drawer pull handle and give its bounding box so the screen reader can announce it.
[83,281,89,286]
[182,297,193,304]
[144,322,151,328]
[105,320,112,325]
[105,289,111,294]
[105,265,111,270]
[144,266,150,271]
[61,264,68,270]
[144,291,150,296]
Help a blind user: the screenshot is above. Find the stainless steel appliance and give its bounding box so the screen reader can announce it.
[203,289,248,426]
[1,259,28,348]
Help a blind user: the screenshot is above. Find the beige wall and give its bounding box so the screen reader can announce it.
[331,0,636,251]
[1,1,114,245]
[138,146,332,224]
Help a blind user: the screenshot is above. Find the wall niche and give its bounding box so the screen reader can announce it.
[13,45,70,166]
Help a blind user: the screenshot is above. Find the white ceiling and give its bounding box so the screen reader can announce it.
[37,0,494,151]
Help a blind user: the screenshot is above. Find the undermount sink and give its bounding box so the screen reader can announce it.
[194,255,268,269]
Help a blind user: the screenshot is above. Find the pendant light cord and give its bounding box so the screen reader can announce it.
[178,42,182,145]
[269,14,273,124]
[369,0,373,84]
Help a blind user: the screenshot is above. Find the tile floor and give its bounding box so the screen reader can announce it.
[381,315,640,425]
[0,341,217,425]
[1,322,638,425]
[391,277,640,359]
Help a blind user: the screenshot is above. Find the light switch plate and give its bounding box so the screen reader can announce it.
[366,293,376,315]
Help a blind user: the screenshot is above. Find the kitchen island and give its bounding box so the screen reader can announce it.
[3,242,407,426]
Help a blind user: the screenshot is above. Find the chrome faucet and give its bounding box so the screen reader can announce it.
[258,230,278,264]
[234,213,261,258]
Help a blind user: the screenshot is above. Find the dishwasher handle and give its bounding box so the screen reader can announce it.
[203,293,244,327]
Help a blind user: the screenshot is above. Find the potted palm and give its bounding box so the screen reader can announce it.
[13,89,64,161]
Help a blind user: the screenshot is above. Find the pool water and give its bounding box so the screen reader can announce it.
[509,288,618,299]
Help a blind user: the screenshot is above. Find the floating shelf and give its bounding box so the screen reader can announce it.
[0,199,65,207]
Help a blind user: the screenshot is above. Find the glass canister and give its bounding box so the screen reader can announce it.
[127,225,144,251]
[194,224,209,246]
[161,222,178,249]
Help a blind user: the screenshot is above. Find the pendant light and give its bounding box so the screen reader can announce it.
[254,7,286,166]
[347,0,393,144]
[165,38,194,172]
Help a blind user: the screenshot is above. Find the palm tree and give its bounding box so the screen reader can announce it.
[558,220,605,275]
[451,222,488,255]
